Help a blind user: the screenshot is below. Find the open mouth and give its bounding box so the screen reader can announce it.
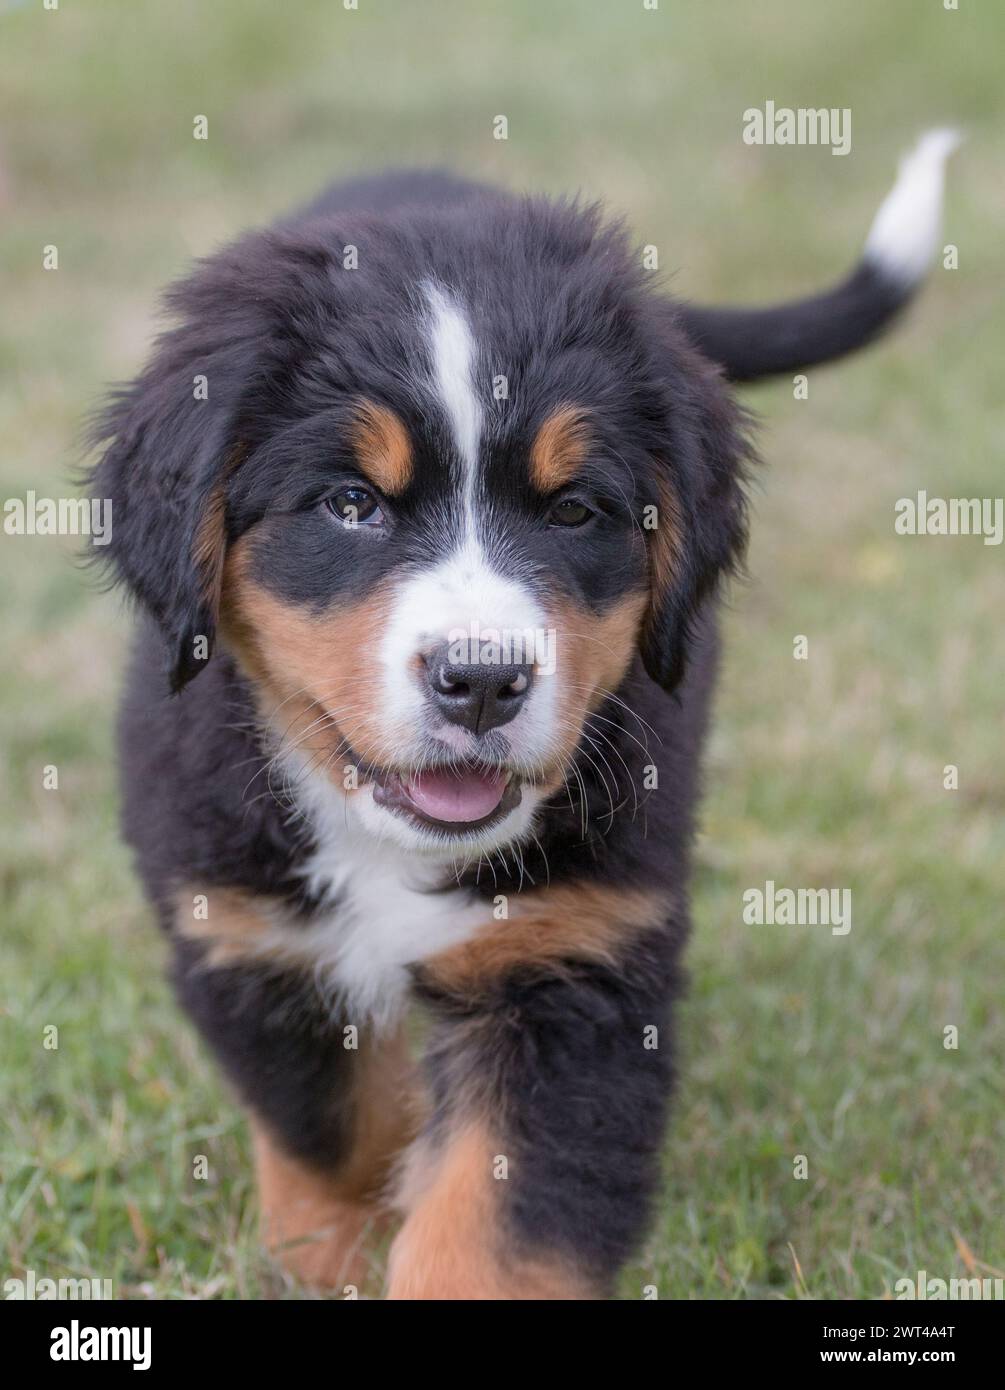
[372,764,522,834]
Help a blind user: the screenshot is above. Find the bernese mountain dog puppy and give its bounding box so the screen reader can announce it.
[89,132,956,1299]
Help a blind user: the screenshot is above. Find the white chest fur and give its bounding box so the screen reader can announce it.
[288,763,490,1027]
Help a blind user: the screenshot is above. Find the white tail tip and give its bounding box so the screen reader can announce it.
[864,127,963,286]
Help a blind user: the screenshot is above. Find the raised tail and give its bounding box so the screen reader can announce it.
[678,129,961,382]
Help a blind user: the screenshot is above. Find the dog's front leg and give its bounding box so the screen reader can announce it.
[387,915,677,1300]
[172,926,418,1294]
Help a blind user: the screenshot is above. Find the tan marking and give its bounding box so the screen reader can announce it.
[254,1122,379,1291]
[553,589,646,698]
[387,1123,592,1300]
[529,405,591,492]
[421,883,668,998]
[219,536,397,787]
[350,399,413,495]
[174,885,279,968]
[644,473,683,645]
[193,443,248,620]
[174,884,333,978]
[193,484,228,616]
[535,589,647,784]
[255,1028,419,1292]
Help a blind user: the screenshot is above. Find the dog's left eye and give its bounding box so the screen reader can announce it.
[548,497,594,528]
[326,486,384,528]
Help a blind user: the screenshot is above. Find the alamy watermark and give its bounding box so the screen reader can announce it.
[4,1268,113,1300]
[895,1270,1004,1300]
[742,101,851,156]
[446,622,557,677]
[49,1320,151,1370]
[895,492,1003,546]
[743,880,851,936]
[3,491,112,544]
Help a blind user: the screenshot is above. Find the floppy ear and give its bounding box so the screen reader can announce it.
[88,268,262,692]
[639,337,753,692]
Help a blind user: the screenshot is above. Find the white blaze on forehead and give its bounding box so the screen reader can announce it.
[423,283,483,521]
[367,286,557,772]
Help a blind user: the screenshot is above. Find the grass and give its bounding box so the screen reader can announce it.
[1,0,1002,1299]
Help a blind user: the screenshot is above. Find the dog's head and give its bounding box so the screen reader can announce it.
[91,196,749,857]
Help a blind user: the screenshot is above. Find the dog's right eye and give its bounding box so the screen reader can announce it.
[325,486,384,529]
[548,496,594,528]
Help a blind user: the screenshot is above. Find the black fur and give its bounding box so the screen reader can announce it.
[679,261,912,382]
[416,929,683,1293]
[173,941,358,1171]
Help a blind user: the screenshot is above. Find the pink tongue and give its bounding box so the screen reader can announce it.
[405,767,508,823]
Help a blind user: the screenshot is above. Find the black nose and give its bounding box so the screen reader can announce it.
[424,644,535,735]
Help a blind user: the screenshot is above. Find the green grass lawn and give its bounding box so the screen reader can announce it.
[2,0,1002,1299]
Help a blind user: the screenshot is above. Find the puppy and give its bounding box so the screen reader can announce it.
[89,133,955,1298]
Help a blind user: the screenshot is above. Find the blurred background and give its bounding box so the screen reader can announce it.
[1,0,1002,1298]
